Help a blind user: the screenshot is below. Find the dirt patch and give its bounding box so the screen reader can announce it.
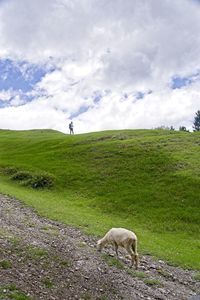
[0,194,199,300]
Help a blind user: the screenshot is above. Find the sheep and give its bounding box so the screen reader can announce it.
[97,227,139,269]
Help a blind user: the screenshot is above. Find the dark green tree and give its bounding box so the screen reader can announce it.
[193,110,200,131]
[179,126,188,132]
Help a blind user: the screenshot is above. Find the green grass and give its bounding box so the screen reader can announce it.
[42,277,54,288]
[0,260,12,269]
[143,278,162,286]
[80,292,91,300]
[0,285,31,300]
[126,269,147,279]
[194,272,200,281]
[0,129,199,269]
[26,246,48,259]
[101,253,125,269]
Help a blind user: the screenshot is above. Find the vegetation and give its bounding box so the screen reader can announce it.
[101,253,124,269]
[0,260,12,269]
[0,285,31,300]
[193,110,200,131]
[143,278,162,286]
[0,129,199,269]
[194,272,200,281]
[179,126,189,132]
[42,277,54,289]
[126,269,147,279]
[1,167,55,189]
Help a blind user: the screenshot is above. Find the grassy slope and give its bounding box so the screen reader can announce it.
[0,129,199,269]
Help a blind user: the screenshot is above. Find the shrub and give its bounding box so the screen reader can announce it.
[0,166,18,176]
[11,171,32,181]
[1,166,55,189]
[25,173,55,189]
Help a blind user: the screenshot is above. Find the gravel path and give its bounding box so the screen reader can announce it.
[0,194,199,300]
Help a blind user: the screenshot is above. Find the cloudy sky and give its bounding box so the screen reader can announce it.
[0,0,200,134]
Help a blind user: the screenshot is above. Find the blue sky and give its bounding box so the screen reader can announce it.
[0,0,200,133]
[171,72,200,89]
[0,58,55,107]
[0,59,46,92]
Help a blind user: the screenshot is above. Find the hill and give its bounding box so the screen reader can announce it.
[0,129,199,269]
[1,194,199,300]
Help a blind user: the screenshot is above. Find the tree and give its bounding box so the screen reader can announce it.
[179,126,188,132]
[193,110,200,131]
[154,125,175,131]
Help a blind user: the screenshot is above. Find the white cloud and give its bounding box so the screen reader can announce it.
[0,0,200,133]
[0,89,13,101]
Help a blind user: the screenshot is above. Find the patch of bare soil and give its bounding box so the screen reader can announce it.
[0,194,199,300]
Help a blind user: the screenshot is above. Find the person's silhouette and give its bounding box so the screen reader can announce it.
[69,121,74,134]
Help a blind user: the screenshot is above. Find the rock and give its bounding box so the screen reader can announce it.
[150,264,157,269]
[158,260,165,264]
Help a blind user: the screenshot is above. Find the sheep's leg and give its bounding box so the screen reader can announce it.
[134,253,139,269]
[114,242,119,257]
[125,243,136,268]
[132,241,139,269]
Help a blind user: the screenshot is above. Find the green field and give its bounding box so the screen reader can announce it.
[0,129,199,269]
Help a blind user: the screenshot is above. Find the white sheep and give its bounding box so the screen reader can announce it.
[97,227,139,269]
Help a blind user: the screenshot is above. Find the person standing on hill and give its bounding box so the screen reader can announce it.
[69,121,74,134]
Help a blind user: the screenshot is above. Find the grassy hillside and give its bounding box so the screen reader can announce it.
[0,129,199,269]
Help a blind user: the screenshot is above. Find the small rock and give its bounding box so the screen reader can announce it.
[150,264,157,269]
[157,288,167,294]
[109,253,115,257]
[158,260,165,264]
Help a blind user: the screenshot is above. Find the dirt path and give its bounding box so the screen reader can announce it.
[0,194,199,300]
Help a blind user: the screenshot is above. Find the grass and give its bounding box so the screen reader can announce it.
[26,246,48,260]
[80,292,91,300]
[143,278,162,286]
[194,272,200,281]
[52,255,71,267]
[126,269,147,279]
[42,277,54,288]
[101,253,125,269]
[0,129,199,269]
[0,260,12,269]
[0,285,31,300]
[126,269,162,286]
[157,269,172,279]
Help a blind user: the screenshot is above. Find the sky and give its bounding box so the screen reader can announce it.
[0,0,200,134]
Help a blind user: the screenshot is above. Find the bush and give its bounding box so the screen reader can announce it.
[25,173,55,189]
[1,166,55,189]
[0,166,18,176]
[11,171,32,181]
